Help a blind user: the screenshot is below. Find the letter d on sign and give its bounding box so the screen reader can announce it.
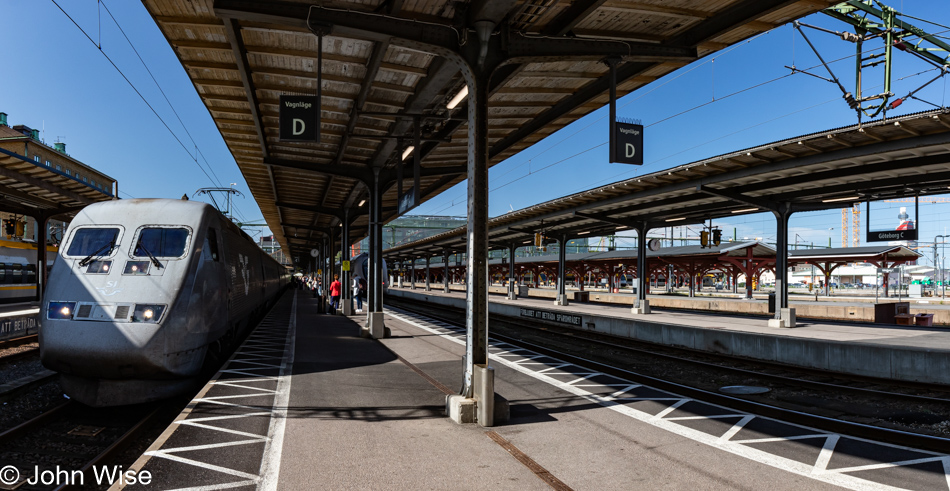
[626,143,636,158]
[293,119,306,135]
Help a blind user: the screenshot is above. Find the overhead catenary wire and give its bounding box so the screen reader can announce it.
[98,0,225,188]
[50,0,223,190]
[425,26,946,217]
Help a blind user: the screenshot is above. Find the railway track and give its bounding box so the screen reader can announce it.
[0,334,38,351]
[386,297,950,452]
[0,400,168,490]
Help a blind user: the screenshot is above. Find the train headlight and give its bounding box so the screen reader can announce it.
[85,260,112,274]
[132,304,166,323]
[124,261,151,275]
[47,301,77,320]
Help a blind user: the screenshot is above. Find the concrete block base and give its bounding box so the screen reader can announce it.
[782,307,797,328]
[342,302,354,316]
[555,295,569,306]
[507,292,517,300]
[770,308,797,328]
[768,318,789,328]
[368,312,386,339]
[445,393,509,426]
[631,300,651,315]
[446,394,476,424]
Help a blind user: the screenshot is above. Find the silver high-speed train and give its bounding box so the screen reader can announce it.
[40,199,290,406]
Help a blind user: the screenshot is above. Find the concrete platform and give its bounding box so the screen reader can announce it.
[117,289,950,490]
[388,287,950,387]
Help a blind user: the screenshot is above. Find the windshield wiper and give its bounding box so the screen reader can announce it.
[137,243,163,269]
[79,241,115,267]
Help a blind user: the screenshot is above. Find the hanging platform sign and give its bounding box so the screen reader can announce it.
[398,187,416,214]
[613,121,643,165]
[279,95,320,142]
[866,197,919,242]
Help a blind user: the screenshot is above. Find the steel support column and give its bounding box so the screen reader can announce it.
[443,248,450,293]
[463,71,490,398]
[425,256,431,291]
[508,243,517,300]
[555,235,569,306]
[770,204,795,327]
[366,168,386,337]
[36,213,50,301]
[342,210,353,315]
[632,222,651,314]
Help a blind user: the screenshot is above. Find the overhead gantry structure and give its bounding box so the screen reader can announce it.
[144,0,843,426]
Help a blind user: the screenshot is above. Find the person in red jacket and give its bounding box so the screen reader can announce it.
[329,274,342,312]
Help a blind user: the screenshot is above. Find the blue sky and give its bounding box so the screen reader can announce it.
[2,1,950,262]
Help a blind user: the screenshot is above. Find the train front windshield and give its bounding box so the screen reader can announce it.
[134,228,190,258]
[67,228,119,256]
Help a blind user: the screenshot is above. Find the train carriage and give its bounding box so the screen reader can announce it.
[0,238,56,303]
[40,199,289,406]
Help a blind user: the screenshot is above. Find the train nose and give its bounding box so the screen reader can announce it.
[40,301,170,378]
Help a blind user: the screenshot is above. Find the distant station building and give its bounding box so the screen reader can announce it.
[0,111,116,244]
[260,234,290,266]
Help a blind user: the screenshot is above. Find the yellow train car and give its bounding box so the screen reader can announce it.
[0,238,57,303]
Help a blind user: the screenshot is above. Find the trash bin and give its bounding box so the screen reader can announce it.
[767,292,775,313]
[895,314,915,326]
[916,313,934,327]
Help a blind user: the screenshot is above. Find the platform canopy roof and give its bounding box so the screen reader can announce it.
[0,127,116,218]
[789,245,922,260]
[142,0,842,262]
[411,240,777,267]
[384,109,950,259]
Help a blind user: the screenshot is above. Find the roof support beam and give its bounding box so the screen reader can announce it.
[697,185,778,211]
[668,0,799,47]
[505,32,697,64]
[573,211,647,229]
[276,201,345,220]
[775,170,950,202]
[542,0,609,36]
[281,222,330,235]
[370,58,459,169]
[219,17,268,158]
[265,157,371,185]
[334,38,390,169]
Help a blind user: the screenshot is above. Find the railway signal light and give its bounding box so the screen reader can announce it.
[712,229,722,246]
[700,230,709,248]
[534,233,543,247]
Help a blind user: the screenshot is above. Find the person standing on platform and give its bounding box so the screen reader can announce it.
[330,274,342,313]
[353,277,362,312]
